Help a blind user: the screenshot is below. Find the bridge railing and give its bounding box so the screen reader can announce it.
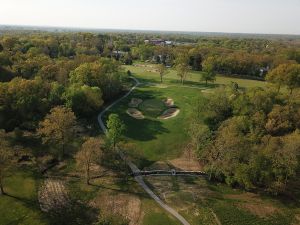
[131,170,207,177]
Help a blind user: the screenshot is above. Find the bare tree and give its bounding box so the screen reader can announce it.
[76,137,103,185]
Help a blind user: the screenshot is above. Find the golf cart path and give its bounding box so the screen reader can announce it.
[97,76,190,225]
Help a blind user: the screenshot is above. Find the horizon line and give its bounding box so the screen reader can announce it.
[1,23,300,37]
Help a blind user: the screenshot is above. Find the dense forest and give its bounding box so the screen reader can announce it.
[1,32,300,131]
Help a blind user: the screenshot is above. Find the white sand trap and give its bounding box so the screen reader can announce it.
[127,108,145,119]
[164,98,174,107]
[128,98,143,107]
[158,108,180,119]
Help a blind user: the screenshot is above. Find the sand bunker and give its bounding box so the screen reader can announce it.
[164,98,174,107]
[158,108,180,119]
[127,108,144,119]
[128,98,143,107]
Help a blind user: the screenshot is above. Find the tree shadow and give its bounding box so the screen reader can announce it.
[168,79,220,89]
[46,200,98,225]
[89,182,150,200]
[103,88,170,142]
[124,117,169,141]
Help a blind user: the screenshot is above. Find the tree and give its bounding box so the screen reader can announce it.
[76,137,103,185]
[157,64,168,83]
[64,85,104,117]
[188,122,212,155]
[175,54,190,84]
[201,71,216,86]
[38,106,76,160]
[266,64,300,94]
[0,130,12,195]
[176,63,189,84]
[69,59,123,101]
[106,114,125,150]
[202,58,216,85]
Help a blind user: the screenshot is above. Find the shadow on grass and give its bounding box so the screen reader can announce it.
[89,182,150,200]
[125,118,169,141]
[168,79,220,89]
[46,200,98,225]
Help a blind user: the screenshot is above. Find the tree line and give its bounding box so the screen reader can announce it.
[189,67,300,194]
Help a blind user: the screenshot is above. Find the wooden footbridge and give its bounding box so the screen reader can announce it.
[132,169,207,177]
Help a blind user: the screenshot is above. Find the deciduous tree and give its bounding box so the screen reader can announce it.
[157,64,168,83]
[38,106,76,160]
[106,114,125,150]
[76,137,103,185]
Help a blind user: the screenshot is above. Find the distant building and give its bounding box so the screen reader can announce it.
[144,39,173,46]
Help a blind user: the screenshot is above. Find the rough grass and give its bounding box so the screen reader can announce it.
[145,176,299,225]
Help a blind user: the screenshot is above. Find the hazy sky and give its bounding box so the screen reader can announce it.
[1,0,300,34]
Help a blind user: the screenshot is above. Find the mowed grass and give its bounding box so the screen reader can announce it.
[125,64,268,89]
[103,84,203,166]
[0,168,48,225]
[139,99,167,117]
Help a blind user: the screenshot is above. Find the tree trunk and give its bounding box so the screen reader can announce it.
[0,172,5,195]
[277,85,281,94]
[86,166,90,185]
[160,75,163,83]
[61,132,65,161]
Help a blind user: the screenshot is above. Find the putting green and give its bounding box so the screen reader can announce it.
[139,99,166,117]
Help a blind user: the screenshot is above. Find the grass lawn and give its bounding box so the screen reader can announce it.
[124,64,268,89]
[103,84,203,166]
[0,167,48,225]
[139,99,167,117]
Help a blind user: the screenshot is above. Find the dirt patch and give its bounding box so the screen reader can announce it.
[147,82,169,88]
[164,98,174,107]
[226,193,281,218]
[128,98,143,108]
[294,214,300,225]
[238,202,280,218]
[127,108,145,119]
[158,108,180,119]
[91,192,142,225]
[201,89,213,94]
[38,179,69,212]
[169,157,203,171]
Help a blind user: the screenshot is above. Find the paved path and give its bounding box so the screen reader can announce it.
[97,77,191,225]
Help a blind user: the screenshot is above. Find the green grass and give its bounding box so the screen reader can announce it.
[138,99,167,117]
[104,84,203,166]
[125,64,267,89]
[0,168,48,225]
[142,199,182,225]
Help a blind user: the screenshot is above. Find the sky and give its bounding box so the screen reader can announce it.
[0,0,300,35]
